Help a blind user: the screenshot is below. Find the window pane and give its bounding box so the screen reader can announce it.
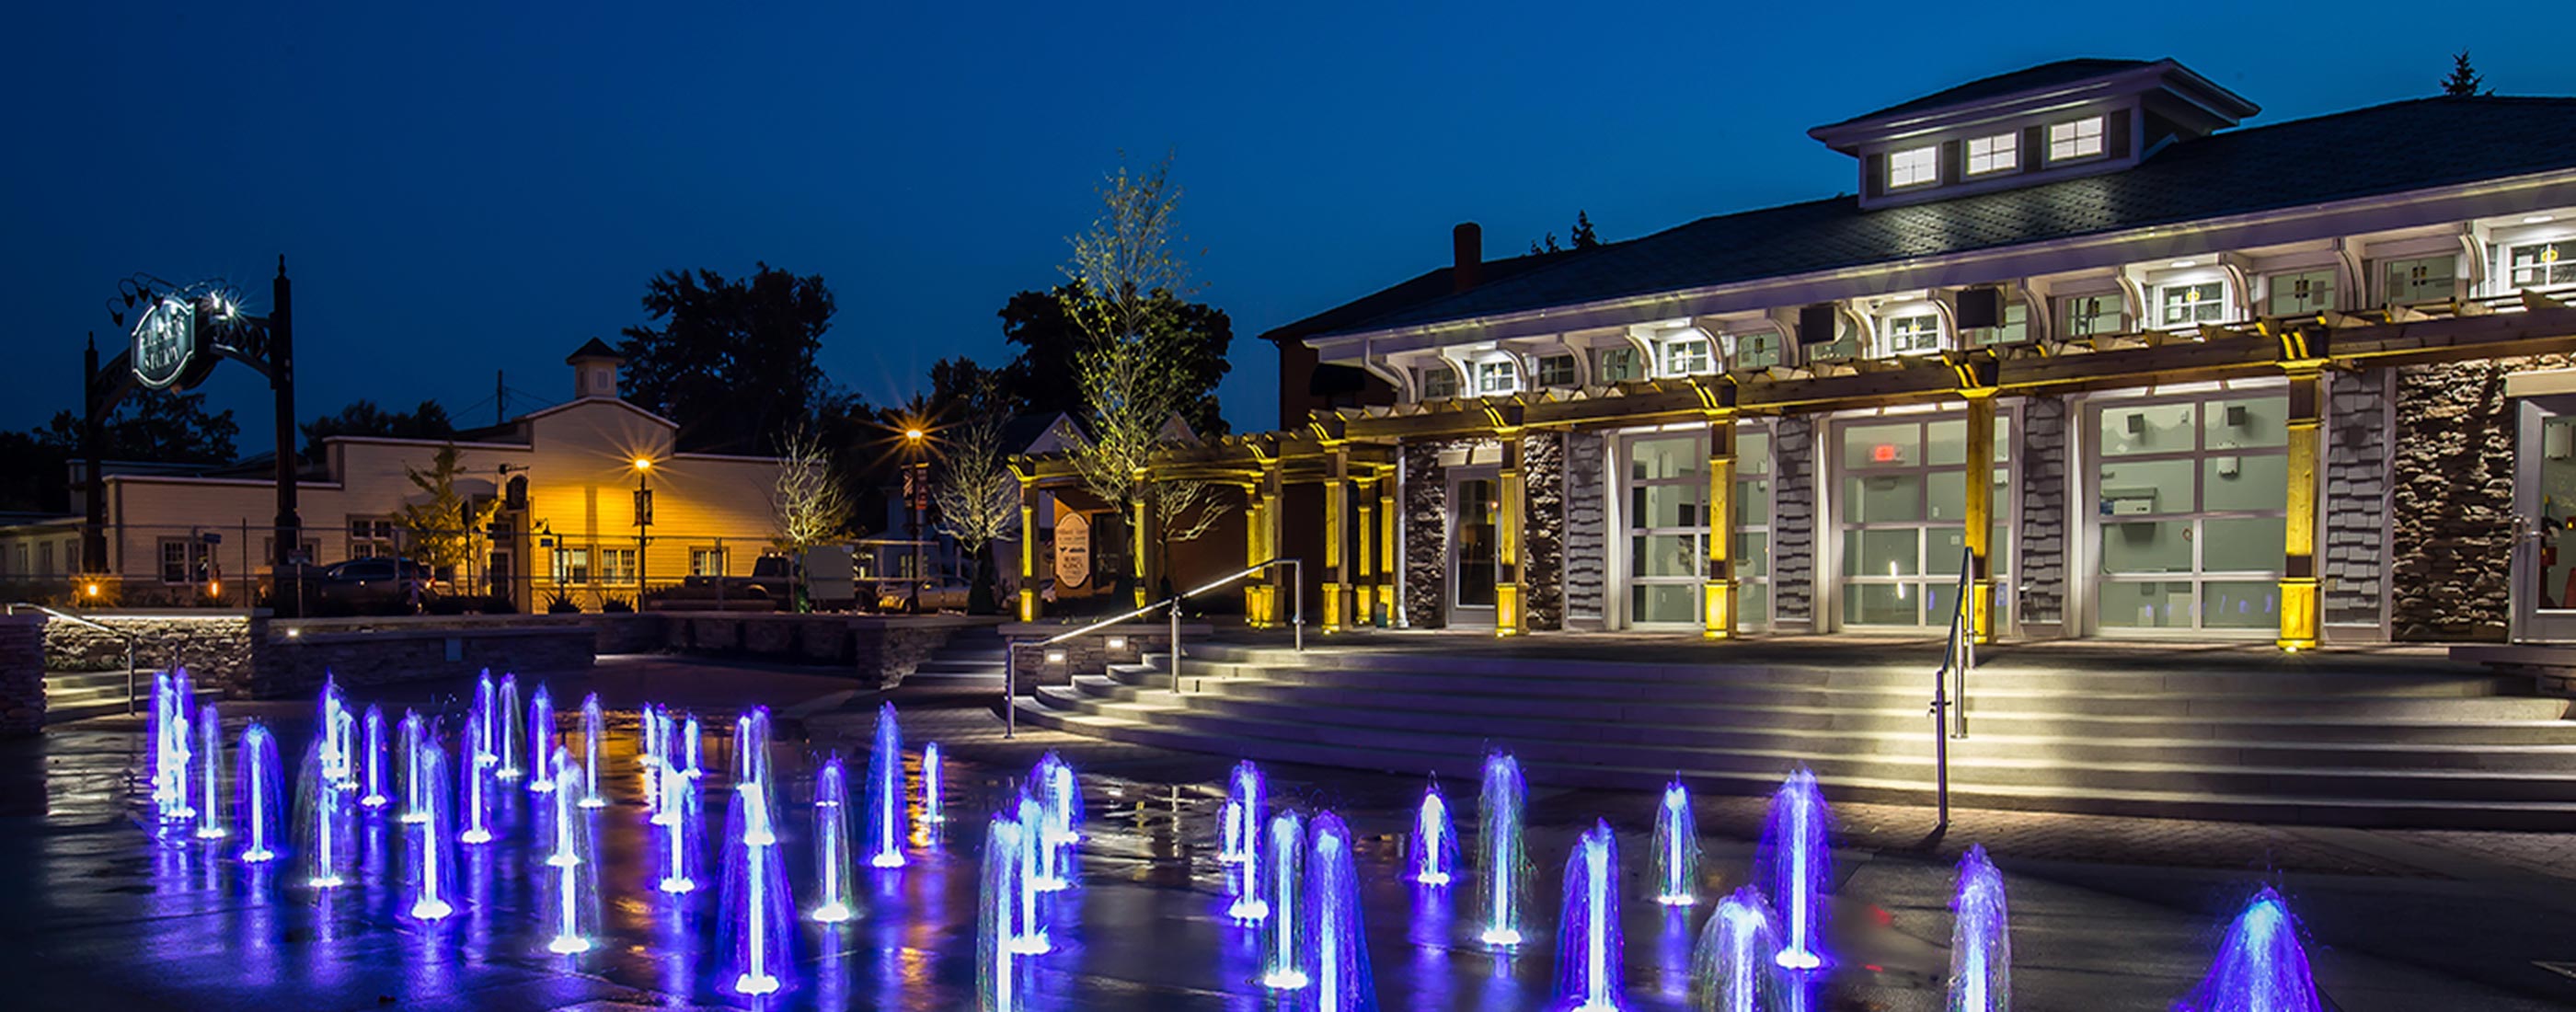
[1737,431,1772,476]
[1889,146,1938,188]
[2102,520,2194,573]
[1735,531,1771,574]
[1925,527,1970,573]
[2203,397,2287,450]
[1597,347,1639,384]
[1843,527,1920,578]
[1845,583,1919,626]
[2268,270,2337,315]
[1630,436,1700,481]
[1926,470,1965,521]
[1739,581,1770,627]
[2202,517,2285,572]
[1633,583,1699,625]
[2202,454,2285,512]
[1633,484,1702,529]
[1633,534,1701,578]
[1843,422,1919,468]
[2509,242,2576,289]
[1736,477,1771,525]
[1733,330,1783,371]
[2099,403,2196,456]
[2384,257,2455,304]
[2061,294,2125,337]
[2202,581,2280,629]
[2099,458,2195,515]
[1844,474,1926,523]
[2099,581,2193,628]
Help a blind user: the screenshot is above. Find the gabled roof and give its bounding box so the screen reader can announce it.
[565,337,623,362]
[1821,58,2154,129]
[1259,247,1584,345]
[1323,97,2576,339]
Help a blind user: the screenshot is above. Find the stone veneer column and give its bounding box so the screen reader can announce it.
[2015,395,2070,631]
[1770,416,1818,630]
[2324,368,2393,632]
[1561,431,1608,624]
[1403,441,1449,628]
[1523,431,1566,632]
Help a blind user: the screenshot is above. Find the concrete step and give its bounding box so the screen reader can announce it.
[43,670,140,694]
[45,701,132,724]
[1014,698,2576,830]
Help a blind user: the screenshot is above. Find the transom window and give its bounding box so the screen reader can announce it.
[2382,256,2456,305]
[2047,116,2106,162]
[2157,282,2228,328]
[1595,347,1641,384]
[2266,270,2337,316]
[1881,312,1944,356]
[1658,334,1714,376]
[1535,352,1578,387]
[2509,241,2576,290]
[1420,366,1457,399]
[1968,301,2030,347]
[1474,359,1519,396]
[2060,293,2126,337]
[1888,145,1939,189]
[1966,132,2018,176]
[1731,329,1785,371]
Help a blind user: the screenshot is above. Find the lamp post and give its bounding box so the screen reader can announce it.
[633,456,654,601]
[903,427,926,615]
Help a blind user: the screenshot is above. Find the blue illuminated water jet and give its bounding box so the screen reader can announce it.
[1306,811,1376,1012]
[1009,793,1051,953]
[865,701,907,868]
[1259,809,1309,990]
[921,741,945,826]
[1221,760,1264,866]
[1551,820,1626,1011]
[2176,888,2322,1012]
[459,703,496,845]
[1409,779,1458,887]
[1653,778,1701,907]
[235,720,282,863]
[655,752,701,895]
[358,704,390,810]
[1477,752,1531,948]
[469,670,497,772]
[577,692,606,809]
[294,739,350,888]
[1756,767,1831,971]
[527,686,557,795]
[542,748,601,953]
[404,742,456,921]
[494,673,523,781]
[1029,752,1079,891]
[152,671,199,822]
[1691,887,1787,1012]
[1949,845,2010,1012]
[192,703,226,840]
[397,708,430,823]
[681,712,704,780]
[719,776,794,996]
[812,755,857,923]
[980,814,1030,1010]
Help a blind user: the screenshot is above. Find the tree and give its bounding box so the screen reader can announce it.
[998,282,1233,433]
[396,444,499,581]
[301,399,453,464]
[618,264,834,454]
[770,425,851,553]
[1058,154,1235,604]
[2442,51,2490,97]
[929,356,1020,422]
[0,431,68,514]
[1570,210,1602,249]
[932,374,1023,615]
[38,389,240,465]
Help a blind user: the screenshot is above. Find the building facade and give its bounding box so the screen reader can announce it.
[1027,58,2576,646]
[0,340,790,611]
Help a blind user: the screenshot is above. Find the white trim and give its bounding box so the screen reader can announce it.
[101,475,348,490]
[321,434,530,452]
[518,397,679,430]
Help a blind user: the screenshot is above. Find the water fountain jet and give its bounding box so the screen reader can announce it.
[2176,887,2322,1012]
[1477,752,1531,948]
[1653,777,1701,907]
[235,720,282,863]
[1757,767,1831,972]
[865,702,907,868]
[1410,780,1457,887]
[1551,820,1626,1011]
[1259,809,1309,990]
[811,755,857,922]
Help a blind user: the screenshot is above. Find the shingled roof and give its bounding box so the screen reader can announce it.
[1818,57,2155,129]
[1318,96,2576,339]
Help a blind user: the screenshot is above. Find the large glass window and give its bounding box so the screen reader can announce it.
[1836,414,2011,627]
[2508,241,2576,290]
[2092,394,2289,633]
[1454,478,1498,609]
[1620,426,1776,628]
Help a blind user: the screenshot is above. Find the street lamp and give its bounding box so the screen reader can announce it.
[632,456,655,600]
[903,426,928,614]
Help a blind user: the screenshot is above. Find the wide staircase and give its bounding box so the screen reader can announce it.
[1017,639,2576,829]
[43,669,142,724]
[903,625,1008,688]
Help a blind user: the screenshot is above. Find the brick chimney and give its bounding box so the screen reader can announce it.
[1452,222,1482,293]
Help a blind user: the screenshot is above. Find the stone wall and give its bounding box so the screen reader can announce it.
[1523,431,1566,631]
[2017,395,2070,630]
[1002,622,1205,694]
[1402,441,1451,628]
[0,615,41,736]
[2390,353,2573,640]
[1771,416,1817,629]
[2326,368,2394,630]
[1562,431,1608,624]
[261,625,592,697]
[44,612,261,699]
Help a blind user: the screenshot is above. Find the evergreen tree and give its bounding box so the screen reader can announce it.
[1570,210,1601,249]
[2442,51,2490,97]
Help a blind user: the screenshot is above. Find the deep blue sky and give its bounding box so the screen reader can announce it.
[6,3,2565,451]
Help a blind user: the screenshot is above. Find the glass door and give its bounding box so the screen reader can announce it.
[2089,393,2287,635]
[2515,398,2576,641]
[1834,414,2011,629]
[1625,433,1705,627]
[1449,471,1498,626]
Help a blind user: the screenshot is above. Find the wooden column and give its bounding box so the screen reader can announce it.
[1354,470,1379,628]
[1702,411,1739,639]
[1131,482,1153,609]
[2279,363,2325,650]
[1239,480,1267,627]
[1257,460,1284,627]
[1377,466,1399,627]
[1963,390,1997,645]
[1494,413,1526,638]
[1324,444,1351,632]
[1016,474,1040,622]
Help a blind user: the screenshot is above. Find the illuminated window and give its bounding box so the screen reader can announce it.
[1658,334,1714,376]
[2382,256,2456,305]
[2060,293,2126,337]
[1420,366,1457,399]
[1966,132,2018,176]
[1880,312,1943,355]
[553,547,592,584]
[1595,346,1641,384]
[1535,352,1578,387]
[1969,302,2030,347]
[158,539,208,585]
[2047,116,2106,162]
[1731,329,1785,371]
[2509,241,2576,290]
[2266,270,2337,316]
[1474,359,1519,396]
[599,547,638,584]
[1887,145,1939,189]
[2158,282,2227,328]
[690,546,727,577]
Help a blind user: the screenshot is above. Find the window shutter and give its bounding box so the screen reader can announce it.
[1863,154,1885,198]
[2107,109,2133,159]
[1798,304,1839,345]
[2021,125,2044,173]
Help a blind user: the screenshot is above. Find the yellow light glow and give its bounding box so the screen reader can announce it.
[207,581,221,597]
[904,428,926,443]
[632,456,653,472]
[83,582,100,598]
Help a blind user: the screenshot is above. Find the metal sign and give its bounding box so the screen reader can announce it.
[130,296,208,389]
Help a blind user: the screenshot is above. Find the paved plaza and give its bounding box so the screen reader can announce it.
[2,655,2573,1009]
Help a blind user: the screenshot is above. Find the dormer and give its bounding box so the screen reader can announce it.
[565,337,626,400]
[1808,58,2259,210]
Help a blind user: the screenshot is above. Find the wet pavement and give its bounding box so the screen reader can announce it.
[3,655,2573,1010]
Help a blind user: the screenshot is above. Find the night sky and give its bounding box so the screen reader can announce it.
[6,3,2565,450]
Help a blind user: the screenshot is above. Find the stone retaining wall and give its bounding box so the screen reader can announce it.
[43,612,261,698]
[1002,622,1205,694]
[261,625,591,697]
[0,615,41,736]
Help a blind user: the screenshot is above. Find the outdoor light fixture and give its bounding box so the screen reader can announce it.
[285,627,301,638]
[1044,650,1067,665]
[904,428,926,443]
[83,582,100,598]
[2168,259,2196,268]
[2526,215,2558,224]
[1106,636,1126,650]
[632,456,652,472]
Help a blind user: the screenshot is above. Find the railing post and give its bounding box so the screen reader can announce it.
[125,639,137,716]
[1291,558,1304,651]
[1169,599,1182,692]
[1002,638,1017,740]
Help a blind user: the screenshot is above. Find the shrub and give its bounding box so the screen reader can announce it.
[600,595,636,614]
[544,591,581,615]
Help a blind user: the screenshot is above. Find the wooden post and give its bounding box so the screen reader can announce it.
[1016,474,1040,622]
[2280,364,2325,650]
[1703,412,1738,639]
[1324,444,1351,632]
[1378,466,1399,627]
[1492,409,1525,638]
[1963,390,1997,645]
[1354,470,1379,627]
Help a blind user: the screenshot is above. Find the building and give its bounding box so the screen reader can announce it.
[1021,57,2576,647]
[0,339,790,611]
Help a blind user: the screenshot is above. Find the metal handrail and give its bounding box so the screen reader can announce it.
[1927,546,1975,838]
[7,603,145,716]
[1003,558,1303,739]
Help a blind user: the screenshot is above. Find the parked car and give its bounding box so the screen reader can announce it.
[315,557,441,612]
[660,553,859,611]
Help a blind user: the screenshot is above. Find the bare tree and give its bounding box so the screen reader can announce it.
[934,379,1022,614]
[1061,154,1233,602]
[769,425,848,551]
